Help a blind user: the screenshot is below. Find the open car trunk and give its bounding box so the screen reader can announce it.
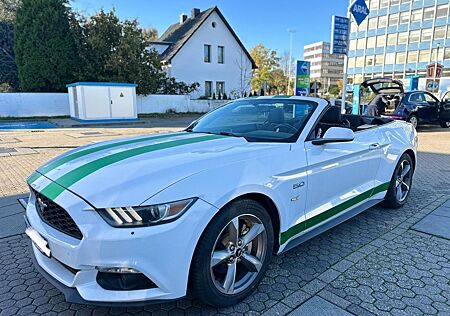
[361,78,405,114]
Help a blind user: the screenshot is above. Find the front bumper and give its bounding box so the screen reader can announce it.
[25,188,217,304]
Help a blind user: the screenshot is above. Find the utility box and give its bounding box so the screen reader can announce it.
[66,82,138,120]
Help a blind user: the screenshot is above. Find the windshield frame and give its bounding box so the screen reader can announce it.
[185,98,318,143]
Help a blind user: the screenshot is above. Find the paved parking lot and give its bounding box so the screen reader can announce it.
[0,122,449,316]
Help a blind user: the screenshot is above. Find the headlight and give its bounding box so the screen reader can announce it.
[98,198,196,227]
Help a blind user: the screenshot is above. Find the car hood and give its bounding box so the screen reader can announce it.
[31,132,279,208]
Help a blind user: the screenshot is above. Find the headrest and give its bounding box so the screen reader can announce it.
[321,106,341,124]
[267,108,284,124]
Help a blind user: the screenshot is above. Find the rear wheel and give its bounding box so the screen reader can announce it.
[381,153,414,208]
[439,120,450,128]
[190,199,273,306]
[407,115,418,129]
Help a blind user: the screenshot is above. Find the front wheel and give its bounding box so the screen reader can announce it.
[190,199,273,306]
[381,153,414,208]
[439,120,450,128]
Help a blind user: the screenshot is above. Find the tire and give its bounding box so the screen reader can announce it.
[381,153,414,209]
[190,199,274,306]
[439,120,450,128]
[407,114,418,129]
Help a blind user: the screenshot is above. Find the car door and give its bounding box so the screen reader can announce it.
[411,92,435,122]
[423,92,440,122]
[303,129,381,232]
[440,91,450,121]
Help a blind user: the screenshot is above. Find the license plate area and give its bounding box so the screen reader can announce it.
[25,216,51,258]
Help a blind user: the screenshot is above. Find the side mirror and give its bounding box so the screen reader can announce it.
[312,127,355,145]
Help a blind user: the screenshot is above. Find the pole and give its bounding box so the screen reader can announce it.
[433,43,440,95]
[341,3,352,114]
[287,29,296,95]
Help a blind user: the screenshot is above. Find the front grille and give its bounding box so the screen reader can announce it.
[33,190,83,240]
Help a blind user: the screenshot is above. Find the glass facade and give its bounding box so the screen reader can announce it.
[347,0,450,84]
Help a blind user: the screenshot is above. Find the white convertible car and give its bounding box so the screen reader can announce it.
[25,96,417,306]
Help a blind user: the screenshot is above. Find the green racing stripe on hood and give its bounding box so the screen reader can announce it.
[27,132,187,185]
[280,182,390,245]
[40,134,226,200]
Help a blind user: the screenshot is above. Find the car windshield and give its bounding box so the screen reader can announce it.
[186,98,317,142]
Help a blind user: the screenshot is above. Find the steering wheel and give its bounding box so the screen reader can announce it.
[272,124,297,133]
[341,118,351,129]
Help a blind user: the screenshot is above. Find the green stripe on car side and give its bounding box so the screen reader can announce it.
[40,134,225,200]
[280,182,390,245]
[27,132,186,185]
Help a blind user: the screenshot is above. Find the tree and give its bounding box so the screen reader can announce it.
[329,85,340,96]
[75,9,196,95]
[232,50,252,98]
[250,44,280,94]
[0,0,20,91]
[14,0,78,92]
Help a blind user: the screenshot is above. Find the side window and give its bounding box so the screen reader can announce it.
[424,93,437,104]
[443,92,450,103]
[409,93,424,103]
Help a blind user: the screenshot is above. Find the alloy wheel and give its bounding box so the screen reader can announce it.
[395,159,412,202]
[210,214,267,295]
[409,116,418,129]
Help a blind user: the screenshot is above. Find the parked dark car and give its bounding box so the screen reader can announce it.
[362,78,450,129]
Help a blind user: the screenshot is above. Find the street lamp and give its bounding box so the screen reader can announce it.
[433,43,440,95]
[287,29,296,95]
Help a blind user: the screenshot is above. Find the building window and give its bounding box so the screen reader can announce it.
[370,0,379,9]
[434,26,446,39]
[379,0,389,8]
[216,81,225,96]
[397,32,408,45]
[421,28,433,42]
[357,38,366,50]
[419,50,430,63]
[399,11,410,25]
[366,56,374,66]
[348,57,356,68]
[356,57,365,67]
[375,55,384,65]
[401,0,411,3]
[411,9,423,22]
[217,46,224,64]
[444,48,450,61]
[431,48,444,62]
[388,13,399,27]
[367,36,376,48]
[423,7,435,20]
[359,19,368,31]
[204,44,211,63]
[387,34,397,46]
[376,35,386,47]
[385,53,395,64]
[368,17,377,29]
[436,4,449,19]
[448,25,450,39]
[349,40,357,51]
[396,52,406,64]
[407,51,418,63]
[409,30,420,43]
[378,16,387,28]
[205,81,212,97]
[391,0,400,5]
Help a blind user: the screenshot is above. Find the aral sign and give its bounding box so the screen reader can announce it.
[350,0,370,26]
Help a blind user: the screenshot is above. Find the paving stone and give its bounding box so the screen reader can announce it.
[412,214,450,240]
[289,297,352,316]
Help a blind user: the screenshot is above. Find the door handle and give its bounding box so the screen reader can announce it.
[369,143,380,150]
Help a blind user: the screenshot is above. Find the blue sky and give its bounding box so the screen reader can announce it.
[71,0,348,59]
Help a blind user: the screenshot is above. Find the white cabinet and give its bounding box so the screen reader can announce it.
[67,82,137,120]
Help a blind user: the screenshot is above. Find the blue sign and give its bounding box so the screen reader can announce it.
[350,0,370,26]
[330,16,350,55]
[295,60,310,96]
[352,84,361,115]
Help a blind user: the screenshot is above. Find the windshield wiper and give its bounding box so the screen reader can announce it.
[219,131,241,137]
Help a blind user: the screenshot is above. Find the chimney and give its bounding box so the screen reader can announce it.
[191,8,200,18]
[179,13,188,24]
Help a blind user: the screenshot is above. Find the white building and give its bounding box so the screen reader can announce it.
[303,41,344,93]
[151,7,256,99]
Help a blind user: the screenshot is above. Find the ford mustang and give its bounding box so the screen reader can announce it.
[25,96,417,306]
